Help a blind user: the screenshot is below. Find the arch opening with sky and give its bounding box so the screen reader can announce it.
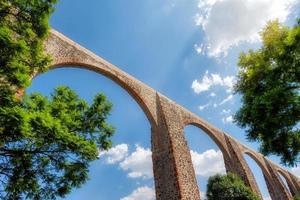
[28,67,155,200]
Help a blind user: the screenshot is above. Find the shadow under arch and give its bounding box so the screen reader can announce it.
[33,62,156,128]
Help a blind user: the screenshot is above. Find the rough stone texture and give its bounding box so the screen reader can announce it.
[224,137,263,198]
[41,29,300,200]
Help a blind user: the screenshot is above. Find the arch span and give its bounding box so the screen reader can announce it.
[41,29,158,127]
[183,121,229,159]
[45,63,155,127]
[183,125,226,196]
[244,151,270,177]
[243,152,272,198]
[30,66,154,199]
[243,151,293,199]
[277,169,296,196]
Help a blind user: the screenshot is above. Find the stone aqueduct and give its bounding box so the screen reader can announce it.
[43,29,300,200]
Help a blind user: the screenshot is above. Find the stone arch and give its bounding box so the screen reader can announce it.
[44,63,156,127]
[243,151,272,198]
[182,124,227,196]
[242,151,293,199]
[244,151,270,177]
[277,169,296,196]
[183,121,229,159]
[39,29,158,128]
[30,66,156,199]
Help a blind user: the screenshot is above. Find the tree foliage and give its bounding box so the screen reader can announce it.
[235,20,300,166]
[0,87,114,200]
[206,173,260,200]
[0,1,115,199]
[0,0,55,89]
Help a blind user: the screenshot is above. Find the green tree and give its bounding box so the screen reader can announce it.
[0,1,115,199]
[206,173,260,200]
[235,20,300,166]
[0,87,114,200]
[0,0,55,89]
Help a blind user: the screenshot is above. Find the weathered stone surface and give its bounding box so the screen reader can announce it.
[41,29,300,200]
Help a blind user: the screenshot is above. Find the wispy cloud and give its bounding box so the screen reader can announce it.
[221,109,231,114]
[194,43,205,55]
[198,103,210,111]
[191,71,235,94]
[195,0,300,57]
[121,186,155,200]
[222,115,233,124]
[210,92,216,97]
[219,94,233,105]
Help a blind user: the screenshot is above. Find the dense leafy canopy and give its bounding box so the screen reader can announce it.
[0,87,114,199]
[0,0,56,89]
[0,1,115,199]
[206,173,260,200]
[235,20,300,166]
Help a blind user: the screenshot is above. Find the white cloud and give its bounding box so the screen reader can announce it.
[191,72,235,94]
[195,0,300,57]
[219,94,233,105]
[223,76,235,93]
[210,92,216,97]
[99,144,153,179]
[194,43,205,55]
[199,103,210,111]
[211,73,223,85]
[98,144,128,164]
[191,71,211,94]
[190,149,226,177]
[121,186,155,200]
[120,145,153,179]
[222,115,233,124]
[221,109,231,114]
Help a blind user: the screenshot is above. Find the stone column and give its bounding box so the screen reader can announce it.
[151,94,200,200]
[263,160,293,200]
[223,137,262,198]
[277,171,299,197]
[289,173,300,196]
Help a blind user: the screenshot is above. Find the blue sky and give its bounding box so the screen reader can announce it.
[27,0,300,199]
